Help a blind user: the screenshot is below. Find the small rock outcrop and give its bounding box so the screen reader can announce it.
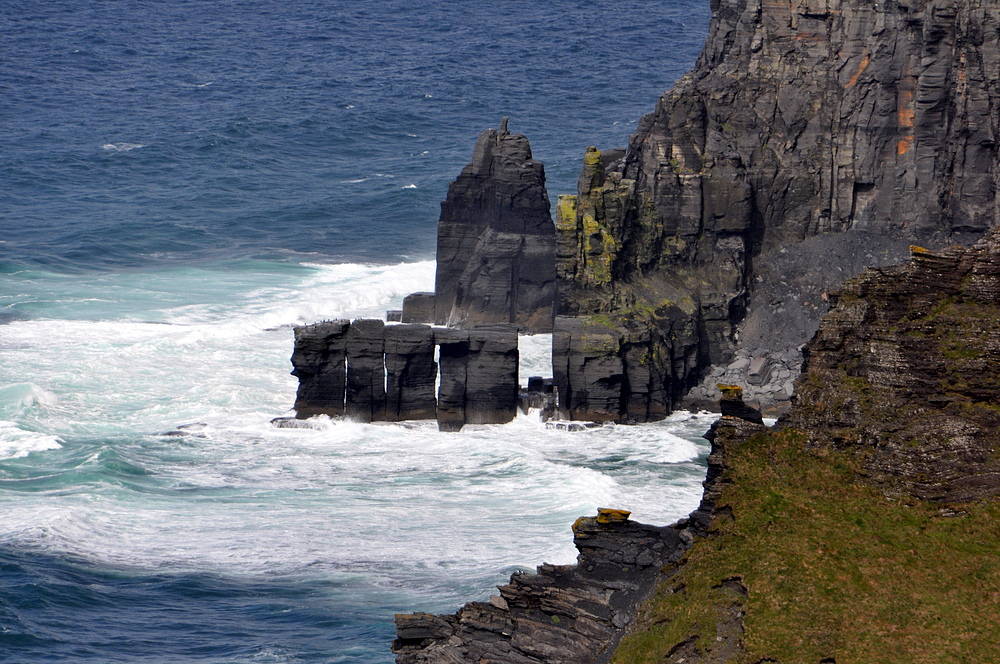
[402,119,557,333]
[393,509,689,664]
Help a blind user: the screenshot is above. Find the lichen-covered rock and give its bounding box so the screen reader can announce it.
[558,0,1000,415]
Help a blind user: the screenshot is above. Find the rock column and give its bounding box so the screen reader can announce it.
[345,318,386,422]
[384,324,437,421]
[290,319,350,418]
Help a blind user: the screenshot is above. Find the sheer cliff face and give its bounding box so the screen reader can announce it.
[557,0,1000,414]
[644,0,999,245]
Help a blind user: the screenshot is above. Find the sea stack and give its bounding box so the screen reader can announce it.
[402,118,557,333]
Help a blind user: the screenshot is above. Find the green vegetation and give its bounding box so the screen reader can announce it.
[613,427,1000,664]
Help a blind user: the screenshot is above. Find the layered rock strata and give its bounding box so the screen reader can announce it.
[393,392,766,664]
[435,326,520,432]
[555,0,1000,417]
[290,319,350,419]
[289,320,519,430]
[402,118,557,333]
[384,324,438,422]
[782,231,1000,502]
[393,509,691,664]
[345,318,387,422]
[607,229,1000,663]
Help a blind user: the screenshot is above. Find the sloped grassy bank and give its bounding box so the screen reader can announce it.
[614,425,1000,663]
[614,234,1000,663]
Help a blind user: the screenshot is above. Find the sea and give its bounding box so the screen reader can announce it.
[0,1,713,662]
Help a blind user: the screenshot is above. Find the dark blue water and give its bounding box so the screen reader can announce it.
[0,1,711,662]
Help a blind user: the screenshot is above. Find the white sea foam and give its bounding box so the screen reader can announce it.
[0,259,714,596]
[402,184,417,189]
[0,421,62,459]
[101,142,145,152]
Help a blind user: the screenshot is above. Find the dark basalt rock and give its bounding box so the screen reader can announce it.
[290,319,350,418]
[465,326,519,425]
[345,318,386,423]
[384,324,437,422]
[552,315,688,424]
[434,326,519,431]
[393,509,689,664]
[429,119,556,332]
[556,0,1000,415]
[401,292,435,324]
[434,327,470,433]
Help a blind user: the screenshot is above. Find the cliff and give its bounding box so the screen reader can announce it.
[556,0,1000,417]
[610,229,1000,663]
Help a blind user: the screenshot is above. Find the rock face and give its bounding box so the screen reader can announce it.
[434,326,519,432]
[783,230,1000,502]
[405,119,557,333]
[393,509,690,664]
[556,0,1000,417]
[384,324,438,422]
[290,320,519,431]
[290,319,350,418]
[345,318,387,423]
[607,230,1000,663]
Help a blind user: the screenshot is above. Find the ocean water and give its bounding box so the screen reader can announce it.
[0,1,712,662]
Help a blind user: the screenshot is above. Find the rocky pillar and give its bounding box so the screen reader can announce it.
[345,318,386,422]
[465,326,519,425]
[290,319,350,418]
[384,324,437,421]
[434,328,469,432]
[553,316,624,422]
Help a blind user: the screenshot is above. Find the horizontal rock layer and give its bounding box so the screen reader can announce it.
[290,321,519,430]
[393,511,690,664]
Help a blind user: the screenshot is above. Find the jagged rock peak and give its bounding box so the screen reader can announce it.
[402,119,557,332]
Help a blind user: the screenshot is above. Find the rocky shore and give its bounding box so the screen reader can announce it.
[379,0,1000,660]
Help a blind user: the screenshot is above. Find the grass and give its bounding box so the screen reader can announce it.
[612,427,1000,663]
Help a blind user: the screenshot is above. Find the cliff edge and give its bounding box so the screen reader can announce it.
[611,229,1000,663]
[557,0,1000,417]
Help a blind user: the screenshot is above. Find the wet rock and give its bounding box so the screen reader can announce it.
[290,319,350,418]
[345,318,386,422]
[435,326,520,431]
[384,324,437,421]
